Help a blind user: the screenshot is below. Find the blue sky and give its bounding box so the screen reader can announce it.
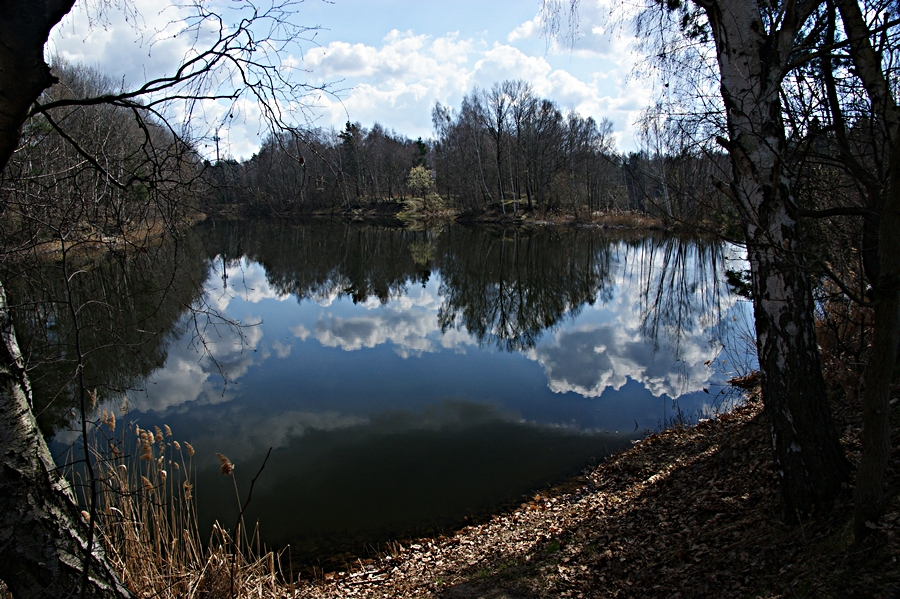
[49,0,655,158]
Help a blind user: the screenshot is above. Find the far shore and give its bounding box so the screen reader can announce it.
[206,198,718,235]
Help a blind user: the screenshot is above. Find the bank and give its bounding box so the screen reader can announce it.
[290,386,900,599]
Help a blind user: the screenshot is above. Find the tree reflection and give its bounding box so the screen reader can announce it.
[435,227,618,351]
[3,235,210,434]
[632,236,732,357]
[197,221,741,360]
[199,220,430,305]
[9,220,744,436]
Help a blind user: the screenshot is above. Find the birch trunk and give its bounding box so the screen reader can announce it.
[0,283,133,598]
[698,0,850,516]
[836,0,900,538]
[0,3,132,595]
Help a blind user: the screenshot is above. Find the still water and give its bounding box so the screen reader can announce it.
[21,221,754,562]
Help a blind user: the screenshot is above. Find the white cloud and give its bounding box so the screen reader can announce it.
[271,340,292,358]
[473,45,553,89]
[50,0,185,82]
[507,16,541,42]
[290,324,311,340]
[302,24,652,151]
[306,31,471,85]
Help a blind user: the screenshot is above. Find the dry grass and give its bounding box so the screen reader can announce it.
[71,406,290,599]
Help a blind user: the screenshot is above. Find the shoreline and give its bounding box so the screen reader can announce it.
[290,388,900,598]
[208,201,712,235]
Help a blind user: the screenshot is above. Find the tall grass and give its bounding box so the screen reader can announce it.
[69,405,291,598]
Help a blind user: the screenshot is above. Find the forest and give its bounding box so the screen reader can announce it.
[0,58,727,238]
[0,0,898,598]
[204,81,728,225]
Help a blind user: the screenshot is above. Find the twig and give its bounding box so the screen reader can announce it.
[230,447,273,598]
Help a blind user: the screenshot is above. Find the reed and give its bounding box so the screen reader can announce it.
[69,404,290,598]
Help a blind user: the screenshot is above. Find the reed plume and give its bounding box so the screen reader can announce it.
[63,403,285,598]
[216,452,235,475]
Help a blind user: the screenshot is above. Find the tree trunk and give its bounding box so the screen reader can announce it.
[0,283,133,598]
[0,0,76,171]
[0,3,133,596]
[836,0,900,539]
[700,0,849,516]
[747,239,850,515]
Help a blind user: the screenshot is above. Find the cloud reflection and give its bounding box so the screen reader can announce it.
[191,409,371,458]
[312,287,477,357]
[190,400,531,461]
[137,316,265,412]
[204,258,290,312]
[314,311,436,357]
[529,322,714,399]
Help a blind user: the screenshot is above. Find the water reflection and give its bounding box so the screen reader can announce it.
[23,221,753,564]
[437,227,615,352]
[195,400,632,556]
[4,236,210,435]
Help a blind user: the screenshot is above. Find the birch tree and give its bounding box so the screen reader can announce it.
[650,0,851,516]
[552,0,853,515]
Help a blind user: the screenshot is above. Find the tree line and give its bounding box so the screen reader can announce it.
[0,59,203,252]
[204,79,729,222]
[0,60,730,236]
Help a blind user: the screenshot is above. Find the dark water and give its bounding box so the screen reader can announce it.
[15,221,755,564]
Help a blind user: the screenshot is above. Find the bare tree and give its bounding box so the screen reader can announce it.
[827,0,900,539]
[0,1,329,596]
[545,0,852,516]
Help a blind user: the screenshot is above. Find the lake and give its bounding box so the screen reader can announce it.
[14,220,755,565]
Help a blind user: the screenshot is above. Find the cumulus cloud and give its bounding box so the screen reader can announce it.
[49,0,658,155]
[507,16,541,42]
[509,0,634,58]
[472,45,553,89]
[303,23,654,150]
[50,0,186,82]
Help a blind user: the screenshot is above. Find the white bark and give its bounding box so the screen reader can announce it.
[696,0,849,515]
[0,281,132,598]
